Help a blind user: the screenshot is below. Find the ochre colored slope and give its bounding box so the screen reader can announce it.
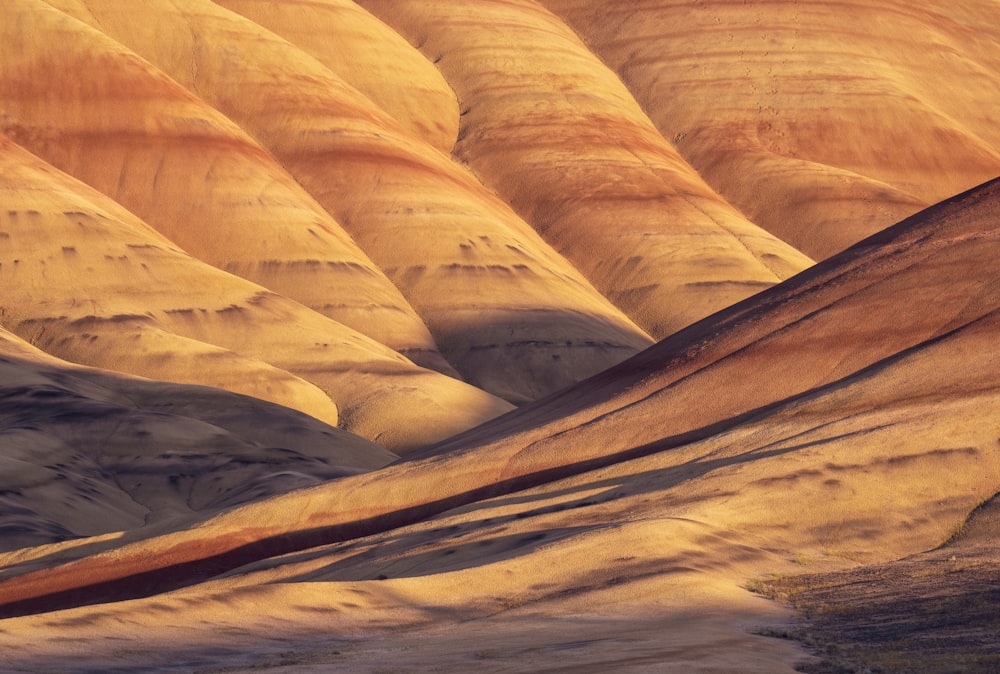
[436,178,1000,458]
[0,5,996,670]
[2,179,996,619]
[0,136,512,452]
[41,0,650,402]
[357,0,814,338]
[45,0,654,404]
[2,0,451,372]
[0,326,394,552]
[541,0,1000,258]
[212,0,460,153]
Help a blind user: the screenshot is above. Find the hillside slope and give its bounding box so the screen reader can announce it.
[0,326,394,553]
[359,0,814,338]
[0,3,997,671]
[212,0,461,152]
[1,180,996,650]
[2,0,451,372]
[541,0,1000,258]
[0,135,512,452]
[41,0,655,403]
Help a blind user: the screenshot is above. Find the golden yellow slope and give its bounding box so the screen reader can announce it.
[212,0,460,153]
[0,4,997,671]
[541,0,1000,258]
[2,0,452,372]
[0,135,512,452]
[45,0,654,404]
[3,179,995,626]
[2,181,997,672]
[358,0,814,338]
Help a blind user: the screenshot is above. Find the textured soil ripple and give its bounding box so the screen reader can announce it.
[757,547,1000,673]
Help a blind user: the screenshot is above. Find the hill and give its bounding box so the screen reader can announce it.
[1,178,997,672]
[0,2,997,671]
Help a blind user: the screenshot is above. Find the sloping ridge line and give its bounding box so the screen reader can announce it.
[0,177,996,618]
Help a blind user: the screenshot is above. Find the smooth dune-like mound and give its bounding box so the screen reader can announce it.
[2,0,451,372]
[358,0,813,338]
[0,4,997,671]
[45,0,654,404]
[2,179,996,624]
[541,0,1000,258]
[0,135,512,452]
[212,0,461,153]
[0,325,394,552]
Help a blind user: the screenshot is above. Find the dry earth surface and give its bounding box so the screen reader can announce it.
[0,1,998,672]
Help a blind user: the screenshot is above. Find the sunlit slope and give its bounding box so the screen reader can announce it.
[541,0,1000,258]
[0,136,512,452]
[0,326,395,553]
[2,179,996,618]
[159,299,996,672]
[212,0,460,153]
[45,0,654,404]
[357,0,813,339]
[2,0,453,373]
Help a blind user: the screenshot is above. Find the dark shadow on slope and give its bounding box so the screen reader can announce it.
[429,306,652,405]
[757,545,1000,673]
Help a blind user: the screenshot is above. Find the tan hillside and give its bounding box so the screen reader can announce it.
[0,3,997,672]
[45,0,655,403]
[541,0,1000,258]
[2,0,452,373]
[0,135,511,452]
[1,180,996,673]
[0,325,394,553]
[358,0,814,338]
[212,0,461,152]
